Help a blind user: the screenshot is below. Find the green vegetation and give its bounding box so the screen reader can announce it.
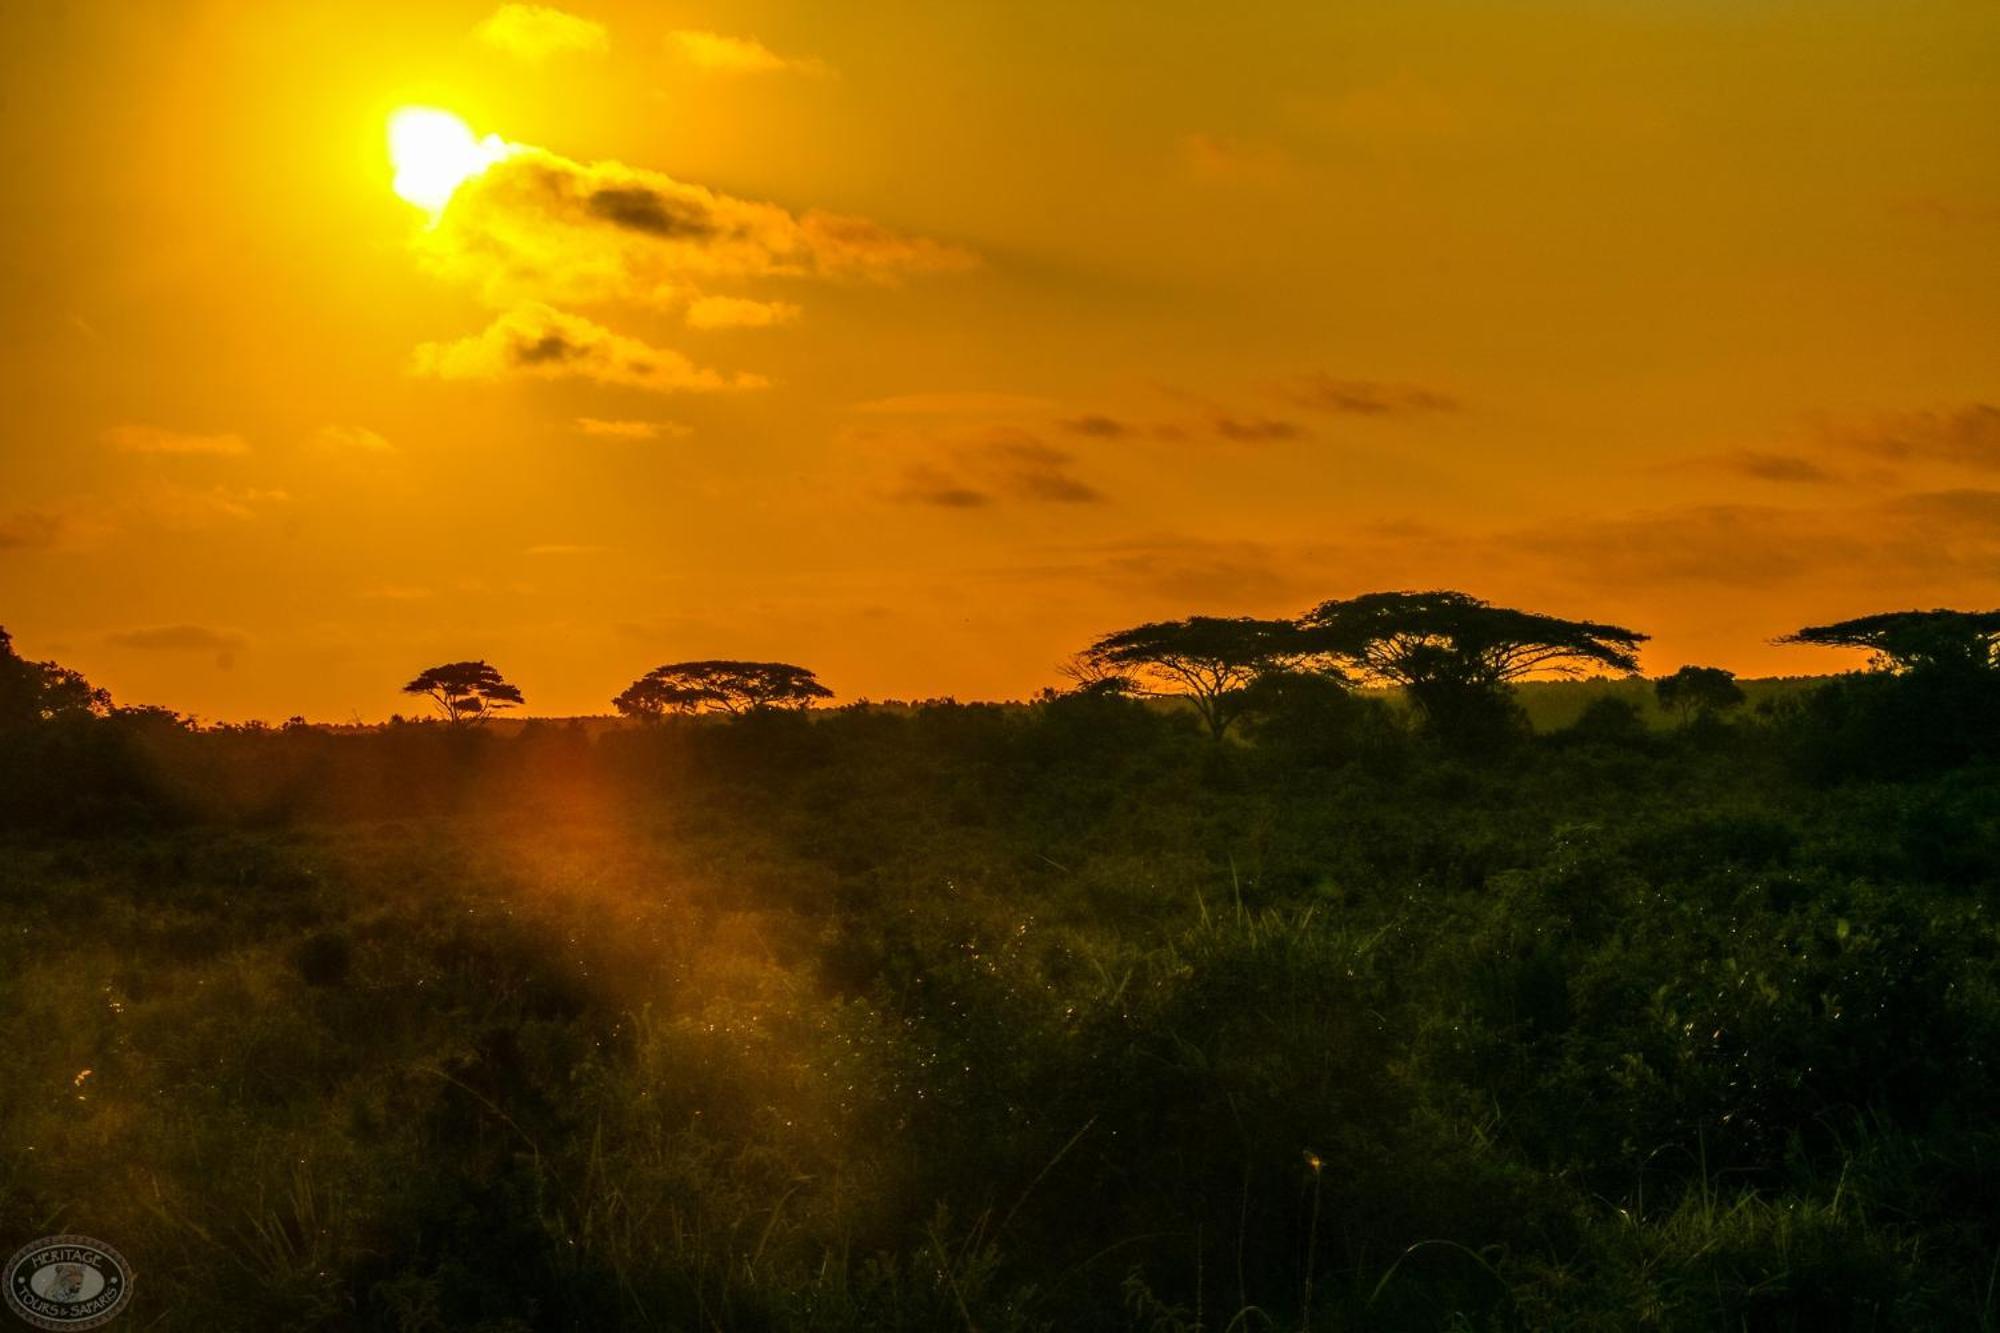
[3,612,2000,1330]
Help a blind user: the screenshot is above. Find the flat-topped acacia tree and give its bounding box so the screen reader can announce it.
[1074,616,1333,740]
[1780,609,2000,675]
[1301,590,1647,744]
[613,660,834,719]
[402,660,525,724]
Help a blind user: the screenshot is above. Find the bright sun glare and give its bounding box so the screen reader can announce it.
[388,108,507,214]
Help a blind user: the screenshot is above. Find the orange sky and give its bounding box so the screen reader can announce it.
[2,0,1997,721]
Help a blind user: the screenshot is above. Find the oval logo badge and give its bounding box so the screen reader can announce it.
[3,1236,133,1330]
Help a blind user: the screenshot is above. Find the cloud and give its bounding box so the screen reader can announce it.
[420,143,975,307]
[104,424,249,456]
[795,211,971,277]
[851,392,1054,416]
[314,424,394,452]
[412,303,765,393]
[404,131,970,394]
[1058,415,1134,438]
[1883,487,2000,525]
[1180,133,1294,184]
[1711,450,1836,484]
[684,295,800,329]
[987,437,1106,504]
[1211,414,1307,442]
[4,488,283,548]
[893,471,993,508]
[476,4,607,60]
[883,427,1105,509]
[575,417,690,439]
[137,485,289,531]
[667,29,829,76]
[0,510,66,551]
[1824,403,2000,470]
[107,624,247,669]
[1270,373,1460,417]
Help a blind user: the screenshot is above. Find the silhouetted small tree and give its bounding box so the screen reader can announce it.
[1779,610,2000,676]
[402,660,524,724]
[613,660,833,719]
[1076,616,1333,740]
[1301,590,1646,748]
[1655,665,1745,726]
[0,626,109,728]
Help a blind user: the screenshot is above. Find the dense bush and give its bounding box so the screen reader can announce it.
[2,672,1998,1328]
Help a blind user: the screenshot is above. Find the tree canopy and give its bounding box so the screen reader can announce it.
[0,626,110,728]
[613,660,833,719]
[1302,591,1647,685]
[1655,665,1745,725]
[1076,616,1333,739]
[1780,609,2000,675]
[1300,591,1646,744]
[401,661,525,724]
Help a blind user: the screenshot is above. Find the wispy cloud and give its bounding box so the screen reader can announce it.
[136,484,289,531]
[107,624,248,669]
[413,303,765,393]
[476,4,607,61]
[314,424,394,453]
[666,29,830,77]
[104,424,249,456]
[893,471,993,509]
[1822,403,2000,470]
[851,392,1054,416]
[685,295,800,330]
[1180,132,1294,185]
[0,510,67,551]
[884,427,1105,509]
[1709,450,1837,484]
[1057,415,1134,439]
[1270,373,1460,417]
[1210,414,1307,442]
[575,417,690,439]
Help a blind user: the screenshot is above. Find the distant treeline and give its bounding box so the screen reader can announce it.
[4,592,1999,830]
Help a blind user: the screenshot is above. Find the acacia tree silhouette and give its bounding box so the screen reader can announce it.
[1301,590,1646,746]
[613,660,833,719]
[402,661,524,724]
[1075,616,1332,740]
[1780,609,2000,676]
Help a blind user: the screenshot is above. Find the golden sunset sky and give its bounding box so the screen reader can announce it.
[2,1,1996,720]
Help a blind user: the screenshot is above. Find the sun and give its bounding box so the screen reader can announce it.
[387,108,508,214]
